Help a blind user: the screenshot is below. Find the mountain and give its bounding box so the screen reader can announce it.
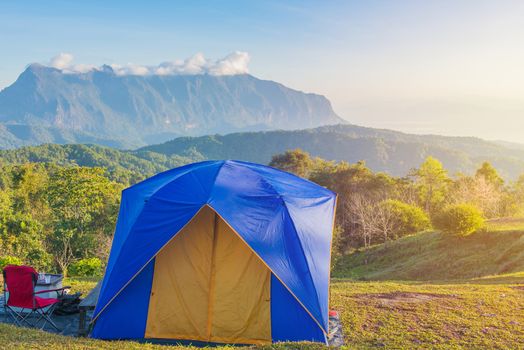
[2,125,524,181]
[0,64,343,149]
[138,124,524,179]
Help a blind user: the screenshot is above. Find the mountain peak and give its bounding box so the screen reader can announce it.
[0,65,344,148]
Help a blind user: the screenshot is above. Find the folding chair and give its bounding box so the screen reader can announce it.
[2,265,70,331]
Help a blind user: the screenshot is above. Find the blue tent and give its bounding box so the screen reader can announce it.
[91,160,337,344]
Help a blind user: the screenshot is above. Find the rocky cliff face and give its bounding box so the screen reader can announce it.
[0,64,343,148]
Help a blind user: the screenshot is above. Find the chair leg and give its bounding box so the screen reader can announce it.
[4,304,61,332]
[4,306,22,326]
[35,307,60,332]
[5,306,32,327]
[19,309,38,328]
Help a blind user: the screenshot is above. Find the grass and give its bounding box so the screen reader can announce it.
[333,225,524,281]
[484,217,524,232]
[1,220,523,349]
[331,279,524,349]
[65,276,99,296]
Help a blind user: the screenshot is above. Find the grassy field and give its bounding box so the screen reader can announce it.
[333,225,524,281]
[1,220,523,349]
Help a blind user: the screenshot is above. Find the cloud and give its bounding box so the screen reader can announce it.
[49,53,74,70]
[49,53,96,73]
[109,63,150,76]
[155,53,208,75]
[45,52,250,76]
[209,51,250,76]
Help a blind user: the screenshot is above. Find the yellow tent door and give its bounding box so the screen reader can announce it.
[145,205,271,344]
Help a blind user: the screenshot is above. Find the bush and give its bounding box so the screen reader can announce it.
[68,258,103,277]
[382,200,431,238]
[434,204,485,237]
[0,256,23,271]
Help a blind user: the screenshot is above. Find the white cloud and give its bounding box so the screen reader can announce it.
[45,52,250,76]
[49,53,74,70]
[209,51,250,76]
[109,63,150,76]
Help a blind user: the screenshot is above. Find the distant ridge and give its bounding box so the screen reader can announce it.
[1,125,524,181]
[138,124,524,179]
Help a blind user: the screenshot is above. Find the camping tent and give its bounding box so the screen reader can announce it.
[91,160,337,344]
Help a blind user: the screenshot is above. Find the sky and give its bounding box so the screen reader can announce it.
[1,0,523,143]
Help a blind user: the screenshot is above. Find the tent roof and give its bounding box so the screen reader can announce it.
[93,160,336,333]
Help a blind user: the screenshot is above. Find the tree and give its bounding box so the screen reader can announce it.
[0,190,11,216]
[451,174,502,218]
[46,167,122,275]
[433,204,485,237]
[269,149,315,178]
[312,161,397,249]
[476,162,504,189]
[0,213,51,270]
[411,157,449,215]
[380,200,431,239]
[513,175,524,216]
[346,194,376,248]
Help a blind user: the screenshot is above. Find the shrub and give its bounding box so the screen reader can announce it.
[382,200,431,238]
[68,258,103,277]
[0,256,23,271]
[434,204,485,237]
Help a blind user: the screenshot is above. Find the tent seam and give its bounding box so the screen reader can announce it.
[231,160,335,197]
[94,162,222,319]
[209,205,328,336]
[91,205,209,323]
[207,161,226,203]
[238,165,326,332]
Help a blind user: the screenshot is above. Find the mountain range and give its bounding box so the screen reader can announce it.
[0,64,523,180]
[0,64,342,148]
[1,125,523,182]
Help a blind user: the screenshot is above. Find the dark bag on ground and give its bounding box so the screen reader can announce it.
[53,292,82,316]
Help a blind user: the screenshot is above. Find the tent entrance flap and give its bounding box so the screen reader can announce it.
[145,205,271,344]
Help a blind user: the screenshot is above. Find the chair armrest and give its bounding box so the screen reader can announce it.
[34,286,71,296]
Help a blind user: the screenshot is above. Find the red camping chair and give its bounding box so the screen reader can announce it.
[2,265,70,331]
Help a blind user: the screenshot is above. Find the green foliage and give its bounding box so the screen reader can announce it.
[0,256,23,270]
[380,199,431,238]
[0,191,11,214]
[46,167,122,274]
[0,209,51,270]
[476,161,504,189]
[269,148,315,178]
[411,156,450,215]
[0,143,522,274]
[0,164,121,274]
[434,204,485,237]
[68,258,103,277]
[0,144,192,186]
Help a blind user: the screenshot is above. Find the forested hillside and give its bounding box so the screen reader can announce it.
[1,146,523,277]
[141,125,524,179]
[2,124,524,182]
[0,144,193,185]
